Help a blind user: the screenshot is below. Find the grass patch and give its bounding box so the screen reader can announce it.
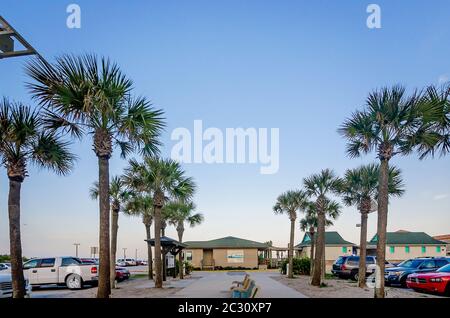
[324,273,335,279]
[131,274,148,279]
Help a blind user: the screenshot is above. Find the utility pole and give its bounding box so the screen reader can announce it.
[122,248,127,260]
[73,243,80,257]
[135,249,138,262]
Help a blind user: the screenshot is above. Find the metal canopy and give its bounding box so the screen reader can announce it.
[0,15,37,59]
[146,236,186,256]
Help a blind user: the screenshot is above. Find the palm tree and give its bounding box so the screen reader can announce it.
[273,190,309,279]
[26,54,165,298]
[166,201,204,279]
[90,176,130,288]
[338,85,438,297]
[123,157,195,288]
[124,193,154,280]
[341,164,404,288]
[303,169,342,286]
[0,99,75,298]
[413,84,449,159]
[299,201,337,275]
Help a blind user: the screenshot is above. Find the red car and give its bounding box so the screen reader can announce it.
[407,264,450,296]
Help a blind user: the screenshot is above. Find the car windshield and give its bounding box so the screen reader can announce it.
[397,259,423,268]
[335,257,345,265]
[437,264,450,273]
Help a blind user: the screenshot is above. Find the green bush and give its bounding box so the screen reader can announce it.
[184,261,194,275]
[280,257,311,276]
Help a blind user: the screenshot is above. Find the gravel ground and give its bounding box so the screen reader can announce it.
[272,275,445,298]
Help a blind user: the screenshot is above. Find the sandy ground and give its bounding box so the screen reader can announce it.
[272,275,444,298]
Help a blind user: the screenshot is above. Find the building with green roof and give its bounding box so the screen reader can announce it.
[295,232,356,268]
[183,236,271,270]
[367,230,447,262]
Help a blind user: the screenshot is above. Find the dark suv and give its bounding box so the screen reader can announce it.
[384,257,450,287]
[332,256,377,281]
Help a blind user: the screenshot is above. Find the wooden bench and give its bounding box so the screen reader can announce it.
[231,279,259,298]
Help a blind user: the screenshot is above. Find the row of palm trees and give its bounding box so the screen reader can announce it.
[0,53,203,298]
[275,84,449,297]
[90,159,204,290]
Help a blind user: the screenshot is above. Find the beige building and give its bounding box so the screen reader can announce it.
[433,234,450,256]
[183,236,269,270]
[295,231,355,268]
[368,231,447,263]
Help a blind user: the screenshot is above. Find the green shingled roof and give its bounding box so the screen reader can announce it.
[369,232,446,245]
[184,236,269,249]
[295,231,355,248]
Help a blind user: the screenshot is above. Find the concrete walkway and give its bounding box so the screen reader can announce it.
[172,271,307,298]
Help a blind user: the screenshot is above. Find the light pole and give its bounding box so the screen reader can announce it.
[73,243,80,257]
[122,248,127,261]
[0,15,39,59]
[135,249,138,263]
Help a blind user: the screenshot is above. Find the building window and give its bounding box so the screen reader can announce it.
[405,246,410,253]
[421,246,426,254]
[436,246,442,253]
[389,246,395,254]
[342,247,347,253]
[185,251,193,262]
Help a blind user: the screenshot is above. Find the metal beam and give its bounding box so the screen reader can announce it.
[0,15,38,59]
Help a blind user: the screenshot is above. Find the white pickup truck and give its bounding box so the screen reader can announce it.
[23,257,98,289]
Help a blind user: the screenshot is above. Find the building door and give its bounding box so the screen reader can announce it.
[203,249,213,267]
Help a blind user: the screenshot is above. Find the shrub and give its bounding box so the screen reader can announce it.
[280,257,311,276]
[184,261,194,275]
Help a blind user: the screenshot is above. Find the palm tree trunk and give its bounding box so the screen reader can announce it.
[375,158,389,298]
[288,218,295,278]
[110,209,119,289]
[309,231,315,275]
[153,204,163,288]
[8,179,26,298]
[311,209,325,286]
[97,156,111,298]
[144,223,153,280]
[358,211,369,288]
[178,229,184,279]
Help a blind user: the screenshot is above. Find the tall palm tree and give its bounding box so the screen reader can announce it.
[273,190,309,279]
[299,201,337,275]
[339,85,438,297]
[123,157,195,288]
[166,201,204,279]
[26,54,165,298]
[412,84,449,159]
[0,99,75,298]
[124,193,154,280]
[90,176,130,288]
[303,169,342,286]
[341,164,404,288]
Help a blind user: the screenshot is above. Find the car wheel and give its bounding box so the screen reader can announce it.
[66,274,83,290]
[445,282,450,296]
[351,271,359,281]
[400,277,408,288]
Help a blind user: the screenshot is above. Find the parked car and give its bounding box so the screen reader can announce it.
[116,261,127,267]
[332,256,394,281]
[80,258,130,282]
[0,272,32,298]
[385,257,450,287]
[140,260,148,266]
[23,257,98,290]
[116,258,137,266]
[407,263,450,296]
[0,263,10,271]
[116,267,130,282]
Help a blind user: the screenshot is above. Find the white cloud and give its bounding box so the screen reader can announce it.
[433,193,449,201]
[438,74,449,85]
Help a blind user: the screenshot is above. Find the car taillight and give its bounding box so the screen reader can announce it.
[91,266,98,274]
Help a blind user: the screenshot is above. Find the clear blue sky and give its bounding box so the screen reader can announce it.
[1,1,449,258]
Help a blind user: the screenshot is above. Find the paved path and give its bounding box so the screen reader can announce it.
[172,271,307,298]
